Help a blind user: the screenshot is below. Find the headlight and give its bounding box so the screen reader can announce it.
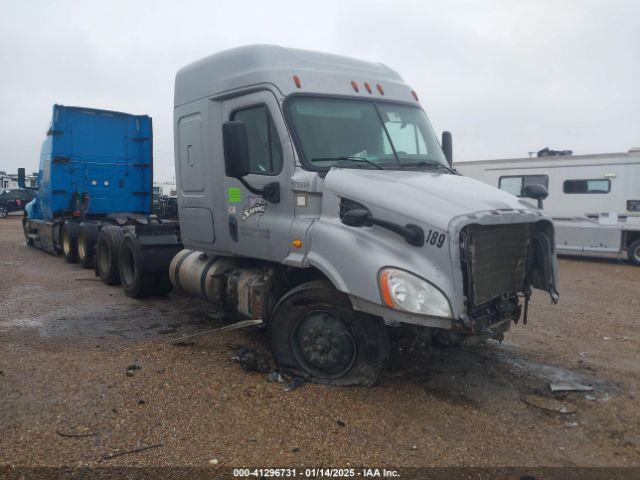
[378,268,453,318]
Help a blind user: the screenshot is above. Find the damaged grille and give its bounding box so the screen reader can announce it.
[460,223,532,307]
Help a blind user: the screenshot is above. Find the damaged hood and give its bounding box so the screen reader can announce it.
[323,168,536,229]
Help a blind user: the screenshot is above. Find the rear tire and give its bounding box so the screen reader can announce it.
[78,222,99,269]
[62,222,80,263]
[118,233,174,298]
[628,239,640,266]
[52,222,63,254]
[269,281,389,386]
[96,225,124,285]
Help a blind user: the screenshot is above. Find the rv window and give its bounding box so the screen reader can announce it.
[563,179,610,194]
[499,175,549,197]
[231,105,283,175]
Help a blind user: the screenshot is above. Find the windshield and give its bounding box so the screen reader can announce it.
[286,97,448,170]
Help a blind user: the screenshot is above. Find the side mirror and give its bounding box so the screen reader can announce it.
[441,131,452,167]
[341,209,372,227]
[522,183,549,209]
[17,168,26,189]
[223,121,250,178]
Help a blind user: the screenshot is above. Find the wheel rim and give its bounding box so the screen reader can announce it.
[0,207,7,217]
[62,231,71,255]
[634,245,640,263]
[292,310,356,378]
[78,235,86,261]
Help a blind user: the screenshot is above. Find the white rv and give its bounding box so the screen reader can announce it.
[456,148,640,265]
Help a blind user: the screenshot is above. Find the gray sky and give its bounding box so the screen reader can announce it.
[1,0,638,181]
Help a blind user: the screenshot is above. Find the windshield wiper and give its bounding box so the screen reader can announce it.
[400,160,456,174]
[311,155,385,170]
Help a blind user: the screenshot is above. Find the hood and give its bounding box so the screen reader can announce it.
[324,169,537,229]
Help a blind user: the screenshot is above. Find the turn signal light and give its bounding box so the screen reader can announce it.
[411,90,419,101]
[364,82,372,93]
[292,239,303,249]
[351,80,359,92]
[376,83,384,95]
[293,75,301,88]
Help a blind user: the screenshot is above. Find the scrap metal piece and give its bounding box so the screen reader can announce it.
[549,383,594,393]
[168,319,263,344]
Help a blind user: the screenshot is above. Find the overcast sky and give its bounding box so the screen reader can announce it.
[1,0,638,181]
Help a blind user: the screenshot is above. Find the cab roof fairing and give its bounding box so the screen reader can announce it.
[174,44,419,107]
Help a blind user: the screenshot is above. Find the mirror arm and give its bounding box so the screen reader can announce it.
[236,177,280,203]
[370,218,424,247]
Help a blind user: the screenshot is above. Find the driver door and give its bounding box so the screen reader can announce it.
[221,90,295,261]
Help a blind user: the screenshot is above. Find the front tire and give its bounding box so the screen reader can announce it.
[269,281,389,386]
[0,206,8,218]
[629,239,640,266]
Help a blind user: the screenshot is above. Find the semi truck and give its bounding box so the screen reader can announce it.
[456,148,640,265]
[22,45,559,386]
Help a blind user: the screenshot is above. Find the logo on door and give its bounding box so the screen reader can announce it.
[242,197,267,221]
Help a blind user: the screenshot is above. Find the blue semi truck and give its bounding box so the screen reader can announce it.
[22,105,181,297]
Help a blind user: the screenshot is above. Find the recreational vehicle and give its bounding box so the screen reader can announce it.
[456,148,640,265]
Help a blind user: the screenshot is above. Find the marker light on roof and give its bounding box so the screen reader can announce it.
[351,80,359,92]
[364,82,372,93]
[376,83,384,95]
[411,90,419,101]
[293,75,301,88]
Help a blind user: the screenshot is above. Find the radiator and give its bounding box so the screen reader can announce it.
[461,223,531,307]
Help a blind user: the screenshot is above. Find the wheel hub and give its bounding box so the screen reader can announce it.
[293,311,356,377]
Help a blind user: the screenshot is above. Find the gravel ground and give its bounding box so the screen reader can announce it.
[1,216,639,468]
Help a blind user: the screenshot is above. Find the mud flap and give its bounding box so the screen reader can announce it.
[530,232,559,303]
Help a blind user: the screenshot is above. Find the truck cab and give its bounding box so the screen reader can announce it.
[171,45,559,385]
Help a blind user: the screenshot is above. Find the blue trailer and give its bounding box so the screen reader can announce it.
[22,105,181,296]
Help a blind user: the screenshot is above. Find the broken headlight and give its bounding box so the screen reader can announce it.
[378,268,453,318]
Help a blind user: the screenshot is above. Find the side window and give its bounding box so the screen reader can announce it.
[499,175,548,197]
[563,179,610,194]
[232,105,283,175]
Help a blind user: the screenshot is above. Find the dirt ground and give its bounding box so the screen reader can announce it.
[1,215,639,469]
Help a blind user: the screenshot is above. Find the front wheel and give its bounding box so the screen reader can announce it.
[0,206,8,218]
[269,281,389,386]
[629,239,640,266]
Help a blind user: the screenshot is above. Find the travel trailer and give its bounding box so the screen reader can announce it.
[456,148,640,265]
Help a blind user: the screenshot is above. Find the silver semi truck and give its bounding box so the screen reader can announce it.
[27,45,560,386]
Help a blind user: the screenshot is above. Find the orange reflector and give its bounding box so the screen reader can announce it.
[292,239,303,249]
[411,90,419,101]
[350,80,359,92]
[376,83,384,95]
[364,82,372,93]
[293,75,301,88]
[379,270,396,308]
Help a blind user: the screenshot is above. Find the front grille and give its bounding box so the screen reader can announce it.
[460,223,531,307]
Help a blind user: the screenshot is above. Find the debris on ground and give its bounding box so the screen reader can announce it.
[125,364,142,376]
[266,371,285,383]
[208,458,219,466]
[549,382,594,393]
[336,420,346,427]
[232,347,270,373]
[101,443,162,461]
[158,326,178,334]
[521,394,577,414]
[284,376,305,392]
[56,428,97,438]
[169,319,263,345]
